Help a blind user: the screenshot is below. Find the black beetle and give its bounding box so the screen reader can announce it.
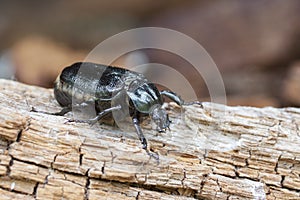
[33,62,202,160]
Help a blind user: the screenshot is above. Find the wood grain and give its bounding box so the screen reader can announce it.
[0,79,299,199]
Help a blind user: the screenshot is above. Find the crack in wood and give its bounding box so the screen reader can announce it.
[101,162,105,174]
[84,169,90,200]
[0,184,33,196]
[6,157,13,176]
[32,182,38,197]
[135,191,140,200]
[199,174,208,194]
[275,153,282,174]
[15,130,22,143]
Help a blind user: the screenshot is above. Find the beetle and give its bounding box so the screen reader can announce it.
[33,62,202,160]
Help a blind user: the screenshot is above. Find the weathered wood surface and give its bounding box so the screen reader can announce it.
[0,79,299,200]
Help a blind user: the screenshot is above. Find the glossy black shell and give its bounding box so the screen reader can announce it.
[54,62,163,115]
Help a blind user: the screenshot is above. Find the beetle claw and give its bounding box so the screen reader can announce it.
[157,128,164,133]
[183,101,203,108]
[145,149,159,163]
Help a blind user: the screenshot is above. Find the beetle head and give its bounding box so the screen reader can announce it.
[150,104,171,132]
[127,81,163,113]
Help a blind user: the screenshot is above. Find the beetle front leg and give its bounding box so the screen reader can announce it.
[160,90,203,107]
[132,117,147,149]
[132,117,159,162]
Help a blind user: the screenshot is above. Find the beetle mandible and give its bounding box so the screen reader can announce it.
[33,62,202,160]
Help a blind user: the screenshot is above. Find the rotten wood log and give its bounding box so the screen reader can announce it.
[0,79,299,200]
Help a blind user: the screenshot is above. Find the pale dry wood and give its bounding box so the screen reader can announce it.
[0,79,299,200]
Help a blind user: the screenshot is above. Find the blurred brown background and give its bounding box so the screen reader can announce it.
[1,0,300,107]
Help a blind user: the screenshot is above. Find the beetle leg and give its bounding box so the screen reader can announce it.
[132,117,147,149]
[160,90,203,108]
[68,105,122,125]
[132,117,159,162]
[31,105,72,116]
[31,103,96,116]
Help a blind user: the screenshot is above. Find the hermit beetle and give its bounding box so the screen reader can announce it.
[33,62,202,160]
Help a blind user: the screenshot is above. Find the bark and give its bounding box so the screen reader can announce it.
[0,79,299,200]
